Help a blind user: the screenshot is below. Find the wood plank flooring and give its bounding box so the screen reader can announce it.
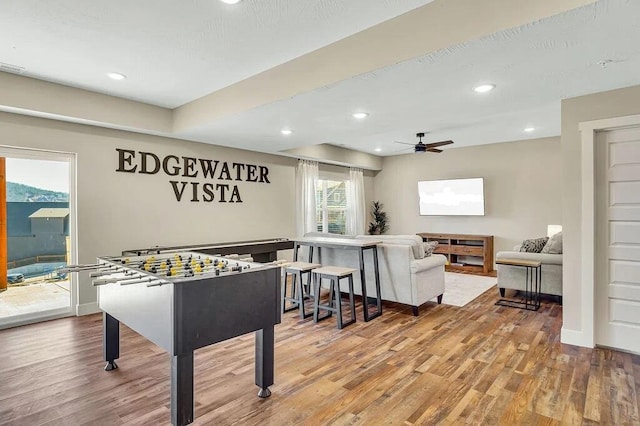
[0,288,639,425]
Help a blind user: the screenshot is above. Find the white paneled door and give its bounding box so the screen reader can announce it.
[595,125,640,354]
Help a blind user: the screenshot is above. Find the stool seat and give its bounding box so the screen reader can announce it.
[312,266,357,277]
[285,261,321,272]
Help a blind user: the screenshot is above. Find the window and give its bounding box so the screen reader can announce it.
[315,179,347,234]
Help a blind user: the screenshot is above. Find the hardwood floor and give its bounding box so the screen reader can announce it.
[0,289,639,425]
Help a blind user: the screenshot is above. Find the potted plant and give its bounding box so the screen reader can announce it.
[368,201,389,235]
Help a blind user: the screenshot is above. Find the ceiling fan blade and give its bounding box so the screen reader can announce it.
[426,148,443,153]
[394,141,414,146]
[392,146,413,153]
[424,140,454,148]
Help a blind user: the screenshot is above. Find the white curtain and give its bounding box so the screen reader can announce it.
[295,160,319,237]
[346,167,366,236]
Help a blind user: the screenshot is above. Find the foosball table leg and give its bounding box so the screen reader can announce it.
[171,352,194,426]
[255,326,274,398]
[103,312,119,371]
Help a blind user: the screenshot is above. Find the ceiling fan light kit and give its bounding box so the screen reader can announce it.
[473,84,496,93]
[393,132,454,154]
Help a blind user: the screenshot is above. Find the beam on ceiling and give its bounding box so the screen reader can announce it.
[173,0,596,132]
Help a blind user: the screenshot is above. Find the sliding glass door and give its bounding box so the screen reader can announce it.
[0,146,76,329]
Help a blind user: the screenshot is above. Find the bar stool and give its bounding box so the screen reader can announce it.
[282,261,321,319]
[312,266,357,329]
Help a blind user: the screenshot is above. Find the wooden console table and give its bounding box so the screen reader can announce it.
[417,233,494,275]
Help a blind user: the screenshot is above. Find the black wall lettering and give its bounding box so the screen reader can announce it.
[117,149,271,203]
[170,181,188,201]
[163,155,181,176]
[246,164,258,182]
[139,151,160,174]
[199,159,219,179]
[229,186,242,203]
[203,183,215,202]
[218,162,232,180]
[216,184,229,202]
[190,182,199,202]
[182,157,198,178]
[258,166,270,183]
[232,163,245,181]
[116,148,137,173]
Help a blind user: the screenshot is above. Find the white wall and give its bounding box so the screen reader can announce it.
[561,84,640,346]
[0,112,373,311]
[373,137,563,255]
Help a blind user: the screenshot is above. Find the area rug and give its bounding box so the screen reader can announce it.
[431,272,498,307]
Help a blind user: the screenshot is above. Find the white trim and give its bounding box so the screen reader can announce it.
[574,113,640,349]
[560,327,590,347]
[68,153,79,313]
[76,301,100,316]
[579,113,640,132]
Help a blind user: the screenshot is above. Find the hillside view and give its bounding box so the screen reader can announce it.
[6,182,68,202]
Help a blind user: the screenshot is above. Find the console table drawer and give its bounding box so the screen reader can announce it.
[450,245,484,256]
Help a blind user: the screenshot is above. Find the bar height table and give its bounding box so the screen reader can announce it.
[292,237,382,321]
[495,258,541,311]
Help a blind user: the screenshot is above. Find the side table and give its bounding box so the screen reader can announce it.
[495,258,541,311]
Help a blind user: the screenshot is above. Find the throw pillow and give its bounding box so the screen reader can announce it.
[519,237,548,253]
[541,231,563,254]
[423,241,439,256]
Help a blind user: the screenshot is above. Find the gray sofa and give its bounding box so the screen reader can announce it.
[301,233,447,315]
[496,244,562,300]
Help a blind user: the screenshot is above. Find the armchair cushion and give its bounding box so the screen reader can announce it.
[541,231,563,254]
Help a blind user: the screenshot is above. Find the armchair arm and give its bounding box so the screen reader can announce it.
[410,254,447,273]
[496,251,563,265]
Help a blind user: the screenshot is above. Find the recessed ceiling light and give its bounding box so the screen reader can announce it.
[524,127,535,132]
[107,72,126,81]
[374,148,382,152]
[473,84,495,93]
[352,112,369,119]
[220,0,241,4]
[281,129,292,135]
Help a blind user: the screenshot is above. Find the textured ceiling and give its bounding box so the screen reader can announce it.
[1,0,638,160]
[181,0,640,155]
[0,0,433,108]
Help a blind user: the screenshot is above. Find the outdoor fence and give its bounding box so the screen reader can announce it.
[7,255,67,269]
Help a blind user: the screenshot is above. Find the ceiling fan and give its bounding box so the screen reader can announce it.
[395,132,454,153]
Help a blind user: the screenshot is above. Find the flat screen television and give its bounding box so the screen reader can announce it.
[418,178,485,216]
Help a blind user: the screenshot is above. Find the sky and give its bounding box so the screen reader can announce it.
[6,158,69,193]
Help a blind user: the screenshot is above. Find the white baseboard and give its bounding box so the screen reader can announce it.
[561,327,594,348]
[76,302,100,316]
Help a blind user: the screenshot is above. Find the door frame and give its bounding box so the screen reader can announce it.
[576,113,640,348]
[0,145,77,329]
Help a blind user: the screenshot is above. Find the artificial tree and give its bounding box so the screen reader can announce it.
[368,201,389,235]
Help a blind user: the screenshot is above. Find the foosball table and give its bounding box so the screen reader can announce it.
[67,251,281,426]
